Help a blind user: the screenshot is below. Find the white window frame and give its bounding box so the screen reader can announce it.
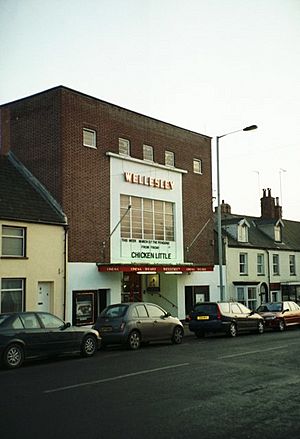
[238,224,248,242]
[165,150,175,167]
[0,278,25,312]
[236,286,257,311]
[193,158,202,174]
[83,128,97,149]
[143,144,153,162]
[273,254,280,275]
[274,224,282,242]
[239,253,248,275]
[289,255,296,276]
[257,253,265,275]
[1,226,26,257]
[119,138,130,156]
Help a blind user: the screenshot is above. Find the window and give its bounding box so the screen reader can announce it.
[239,253,248,275]
[83,128,96,148]
[146,304,164,318]
[236,286,257,310]
[19,313,41,329]
[0,279,24,313]
[273,254,280,275]
[193,158,202,174]
[120,195,174,241]
[119,138,130,156]
[135,305,148,318]
[165,151,175,167]
[257,253,265,275]
[274,224,282,242]
[289,255,296,275]
[2,226,26,257]
[143,144,153,161]
[39,313,64,329]
[238,224,248,242]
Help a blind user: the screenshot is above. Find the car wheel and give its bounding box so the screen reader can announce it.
[195,330,205,338]
[278,319,286,332]
[3,343,24,369]
[127,330,141,350]
[172,326,184,344]
[257,321,264,334]
[81,335,97,357]
[228,322,237,337]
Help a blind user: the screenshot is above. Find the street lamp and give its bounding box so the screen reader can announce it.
[216,125,257,301]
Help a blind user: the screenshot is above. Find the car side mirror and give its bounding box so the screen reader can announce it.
[61,322,71,330]
[282,309,289,314]
[249,310,255,316]
[163,312,171,318]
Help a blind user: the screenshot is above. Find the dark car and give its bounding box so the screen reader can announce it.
[93,302,184,350]
[187,301,264,338]
[0,311,101,369]
[256,301,300,331]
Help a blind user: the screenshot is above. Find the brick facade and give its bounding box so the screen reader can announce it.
[1,86,214,266]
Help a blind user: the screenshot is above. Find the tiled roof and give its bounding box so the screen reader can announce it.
[0,152,67,225]
[216,213,300,252]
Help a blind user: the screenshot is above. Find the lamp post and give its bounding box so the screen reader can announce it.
[216,125,257,301]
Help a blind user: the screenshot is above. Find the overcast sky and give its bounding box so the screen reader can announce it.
[1,0,299,220]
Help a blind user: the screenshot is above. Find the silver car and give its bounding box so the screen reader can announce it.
[93,302,184,350]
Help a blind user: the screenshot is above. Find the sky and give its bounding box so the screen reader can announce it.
[1,0,300,220]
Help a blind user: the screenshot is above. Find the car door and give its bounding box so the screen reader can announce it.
[238,303,258,331]
[134,304,153,341]
[230,303,248,332]
[282,302,292,326]
[37,312,77,353]
[18,313,47,355]
[144,304,171,340]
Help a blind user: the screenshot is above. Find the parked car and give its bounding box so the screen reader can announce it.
[256,301,300,331]
[93,302,184,349]
[187,301,264,338]
[0,311,101,369]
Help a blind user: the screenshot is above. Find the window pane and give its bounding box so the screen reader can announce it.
[193,159,202,174]
[165,151,174,167]
[39,313,64,329]
[143,145,153,161]
[83,128,96,148]
[119,138,130,155]
[2,227,25,257]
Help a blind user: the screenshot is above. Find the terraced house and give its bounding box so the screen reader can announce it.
[218,188,300,310]
[1,86,218,324]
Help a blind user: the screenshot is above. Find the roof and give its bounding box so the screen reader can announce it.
[0,152,67,226]
[216,212,300,252]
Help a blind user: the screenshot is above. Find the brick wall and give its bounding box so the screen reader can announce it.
[2,86,214,266]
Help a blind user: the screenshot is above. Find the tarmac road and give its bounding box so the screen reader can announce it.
[1,327,300,439]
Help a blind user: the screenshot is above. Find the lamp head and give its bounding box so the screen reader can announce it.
[243,125,258,132]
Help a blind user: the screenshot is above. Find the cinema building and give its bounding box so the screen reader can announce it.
[1,86,218,324]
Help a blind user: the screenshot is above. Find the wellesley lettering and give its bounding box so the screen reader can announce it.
[131,252,171,259]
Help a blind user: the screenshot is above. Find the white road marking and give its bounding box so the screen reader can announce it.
[44,362,190,394]
[219,345,286,359]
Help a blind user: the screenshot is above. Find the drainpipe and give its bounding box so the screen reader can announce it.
[63,224,68,321]
[266,250,271,302]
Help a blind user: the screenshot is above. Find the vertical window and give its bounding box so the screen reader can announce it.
[237,287,246,305]
[274,224,282,242]
[83,128,96,148]
[193,159,202,174]
[120,195,174,241]
[2,226,26,257]
[119,138,130,156]
[273,254,280,275]
[289,255,296,275]
[0,278,24,312]
[143,144,153,162]
[239,253,248,275]
[236,286,257,310]
[247,287,257,311]
[238,224,248,242]
[257,253,265,275]
[165,151,175,167]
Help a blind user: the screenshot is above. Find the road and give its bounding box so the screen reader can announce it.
[1,328,300,439]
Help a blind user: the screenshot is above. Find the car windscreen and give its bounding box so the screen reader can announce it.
[257,303,283,312]
[100,305,129,318]
[194,304,218,314]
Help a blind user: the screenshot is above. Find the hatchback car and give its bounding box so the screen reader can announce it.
[187,301,264,337]
[93,302,184,349]
[256,301,300,331]
[0,311,101,369]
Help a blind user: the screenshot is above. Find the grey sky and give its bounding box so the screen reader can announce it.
[1,0,299,219]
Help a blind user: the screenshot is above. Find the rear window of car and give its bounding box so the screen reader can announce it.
[101,305,129,318]
[218,303,230,313]
[257,303,283,312]
[0,314,11,326]
[194,303,218,314]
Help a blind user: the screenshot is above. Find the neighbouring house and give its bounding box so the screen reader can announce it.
[217,188,300,310]
[0,151,68,319]
[1,86,218,323]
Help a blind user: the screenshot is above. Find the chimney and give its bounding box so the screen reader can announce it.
[275,197,282,220]
[0,108,11,156]
[215,200,231,214]
[260,188,277,219]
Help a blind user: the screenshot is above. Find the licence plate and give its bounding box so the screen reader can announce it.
[197,316,209,320]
